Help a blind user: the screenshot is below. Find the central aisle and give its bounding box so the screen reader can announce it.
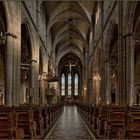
[45,106,96,140]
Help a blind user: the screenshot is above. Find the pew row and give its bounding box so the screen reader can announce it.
[77,103,140,139]
[0,103,63,139]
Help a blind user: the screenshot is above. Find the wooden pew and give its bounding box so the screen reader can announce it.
[97,105,109,136]
[47,106,51,125]
[78,104,87,120]
[50,106,53,123]
[0,103,63,139]
[41,106,48,129]
[15,106,36,139]
[89,105,94,125]
[32,105,42,135]
[107,105,126,139]
[127,106,140,139]
[0,106,16,139]
[92,105,99,130]
[86,105,91,122]
[53,104,58,121]
[52,105,55,121]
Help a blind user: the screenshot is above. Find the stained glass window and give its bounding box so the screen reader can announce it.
[74,74,78,96]
[68,73,71,95]
[61,74,65,96]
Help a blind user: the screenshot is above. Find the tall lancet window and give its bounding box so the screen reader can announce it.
[61,74,65,96]
[74,74,78,96]
[68,73,71,95]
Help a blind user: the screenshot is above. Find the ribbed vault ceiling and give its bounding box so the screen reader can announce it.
[42,1,96,73]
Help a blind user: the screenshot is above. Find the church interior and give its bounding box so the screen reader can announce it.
[0,0,140,139]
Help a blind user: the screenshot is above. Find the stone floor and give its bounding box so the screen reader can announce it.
[45,106,96,140]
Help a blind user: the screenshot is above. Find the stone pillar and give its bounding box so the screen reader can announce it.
[126,36,135,106]
[35,48,40,105]
[40,53,48,105]
[85,47,89,104]
[105,61,111,104]
[82,64,86,104]
[6,36,13,106]
[5,0,21,106]
[39,80,45,105]
[31,1,40,105]
[31,61,35,104]
[118,1,126,106]
[100,2,106,104]
[93,75,101,105]
[12,1,21,106]
[35,64,39,105]
[31,58,39,104]
[6,34,14,106]
[87,78,93,104]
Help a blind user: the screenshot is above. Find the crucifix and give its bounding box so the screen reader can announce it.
[65,60,78,72]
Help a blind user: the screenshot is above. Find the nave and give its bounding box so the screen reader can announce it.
[45,106,96,140]
[0,0,140,139]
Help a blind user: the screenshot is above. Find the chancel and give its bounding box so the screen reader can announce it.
[0,0,140,139]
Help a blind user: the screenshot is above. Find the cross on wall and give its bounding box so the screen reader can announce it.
[65,60,78,72]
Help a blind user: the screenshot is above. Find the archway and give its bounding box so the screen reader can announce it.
[20,23,32,104]
[58,53,82,105]
[108,24,118,105]
[93,48,101,105]
[133,3,140,105]
[0,2,7,105]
